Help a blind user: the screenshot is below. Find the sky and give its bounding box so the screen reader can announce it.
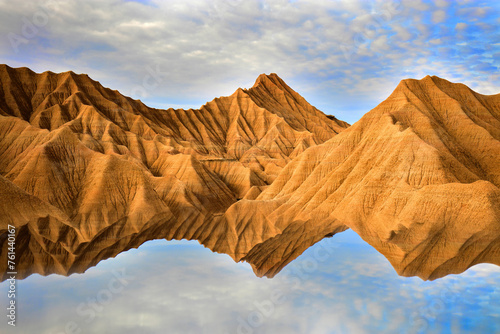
[1,229,499,334]
[0,0,499,124]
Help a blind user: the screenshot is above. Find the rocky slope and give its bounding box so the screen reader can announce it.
[0,64,348,280]
[226,75,500,279]
[0,66,498,281]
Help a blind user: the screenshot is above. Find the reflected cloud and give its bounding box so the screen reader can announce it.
[1,230,498,334]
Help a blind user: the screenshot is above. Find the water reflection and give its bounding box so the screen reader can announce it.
[0,230,499,334]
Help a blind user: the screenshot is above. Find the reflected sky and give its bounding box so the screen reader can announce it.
[1,229,499,334]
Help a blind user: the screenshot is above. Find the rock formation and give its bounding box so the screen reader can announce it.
[0,64,498,281]
[0,64,347,280]
[229,75,500,279]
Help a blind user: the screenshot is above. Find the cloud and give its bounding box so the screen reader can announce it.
[392,24,413,41]
[455,22,468,30]
[458,6,490,19]
[432,10,446,23]
[434,0,450,7]
[402,0,429,11]
[429,38,442,45]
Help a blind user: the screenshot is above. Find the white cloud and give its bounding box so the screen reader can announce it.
[466,263,500,276]
[455,22,468,30]
[391,24,413,41]
[435,0,450,7]
[371,35,390,52]
[432,10,446,23]
[458,6,489,19]
[402,0,429,11]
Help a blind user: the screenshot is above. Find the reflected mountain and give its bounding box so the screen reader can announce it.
[0,65,499,281]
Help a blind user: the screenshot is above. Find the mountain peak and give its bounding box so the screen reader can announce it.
[391,74,484,103]
[243,72,349,136]
[399,75,457,88]
[0,64,79,77]
[249,72,303,99]
[252,72,286,89]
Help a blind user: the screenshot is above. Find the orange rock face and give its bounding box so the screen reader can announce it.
[0,65,498,281]
[0,65,347,280]
[231,75,500,279]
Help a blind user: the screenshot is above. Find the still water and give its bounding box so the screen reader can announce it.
[1,229,499,334]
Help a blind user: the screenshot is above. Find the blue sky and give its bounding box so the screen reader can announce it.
[0,0,499,123]
[1,230,499,334]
